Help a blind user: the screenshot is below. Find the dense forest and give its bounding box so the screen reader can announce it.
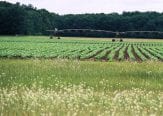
[1,1,163,38]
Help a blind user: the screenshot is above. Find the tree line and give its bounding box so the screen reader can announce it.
[1,1,163,38]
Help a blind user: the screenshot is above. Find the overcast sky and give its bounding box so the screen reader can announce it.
[3,0,163,14]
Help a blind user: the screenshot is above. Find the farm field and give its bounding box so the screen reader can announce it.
[0,36,163,61]
[0,36,163,115]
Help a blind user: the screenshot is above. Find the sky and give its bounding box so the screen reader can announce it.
[2,0,163,14]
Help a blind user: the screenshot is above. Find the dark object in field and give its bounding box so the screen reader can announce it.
[50,36,53,39]
[120,39,123,42]
[112,39,115,42]
[57,37,61,39]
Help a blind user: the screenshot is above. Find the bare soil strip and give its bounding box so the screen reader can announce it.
[131,45,142,61]
[124,46,129,60]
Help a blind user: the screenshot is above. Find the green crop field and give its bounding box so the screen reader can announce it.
[0,36,163,61]
[0,36,163,115]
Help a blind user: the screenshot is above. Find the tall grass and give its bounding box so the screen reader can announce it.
[0,59,163,115]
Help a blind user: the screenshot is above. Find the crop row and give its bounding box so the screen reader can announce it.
[0,40,163,61]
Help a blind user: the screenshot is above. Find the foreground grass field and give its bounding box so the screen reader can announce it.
[0,59,163,115]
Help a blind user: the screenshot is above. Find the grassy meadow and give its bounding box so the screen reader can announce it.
[0,59,163,115]
[0,36,163,115]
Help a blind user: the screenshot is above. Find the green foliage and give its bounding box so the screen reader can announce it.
[1,1,163,38]
[0,1,59,35]
[118,45,126,61]
[127,45,136,61]
[133,45,147,61]
[0,36,163,61]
